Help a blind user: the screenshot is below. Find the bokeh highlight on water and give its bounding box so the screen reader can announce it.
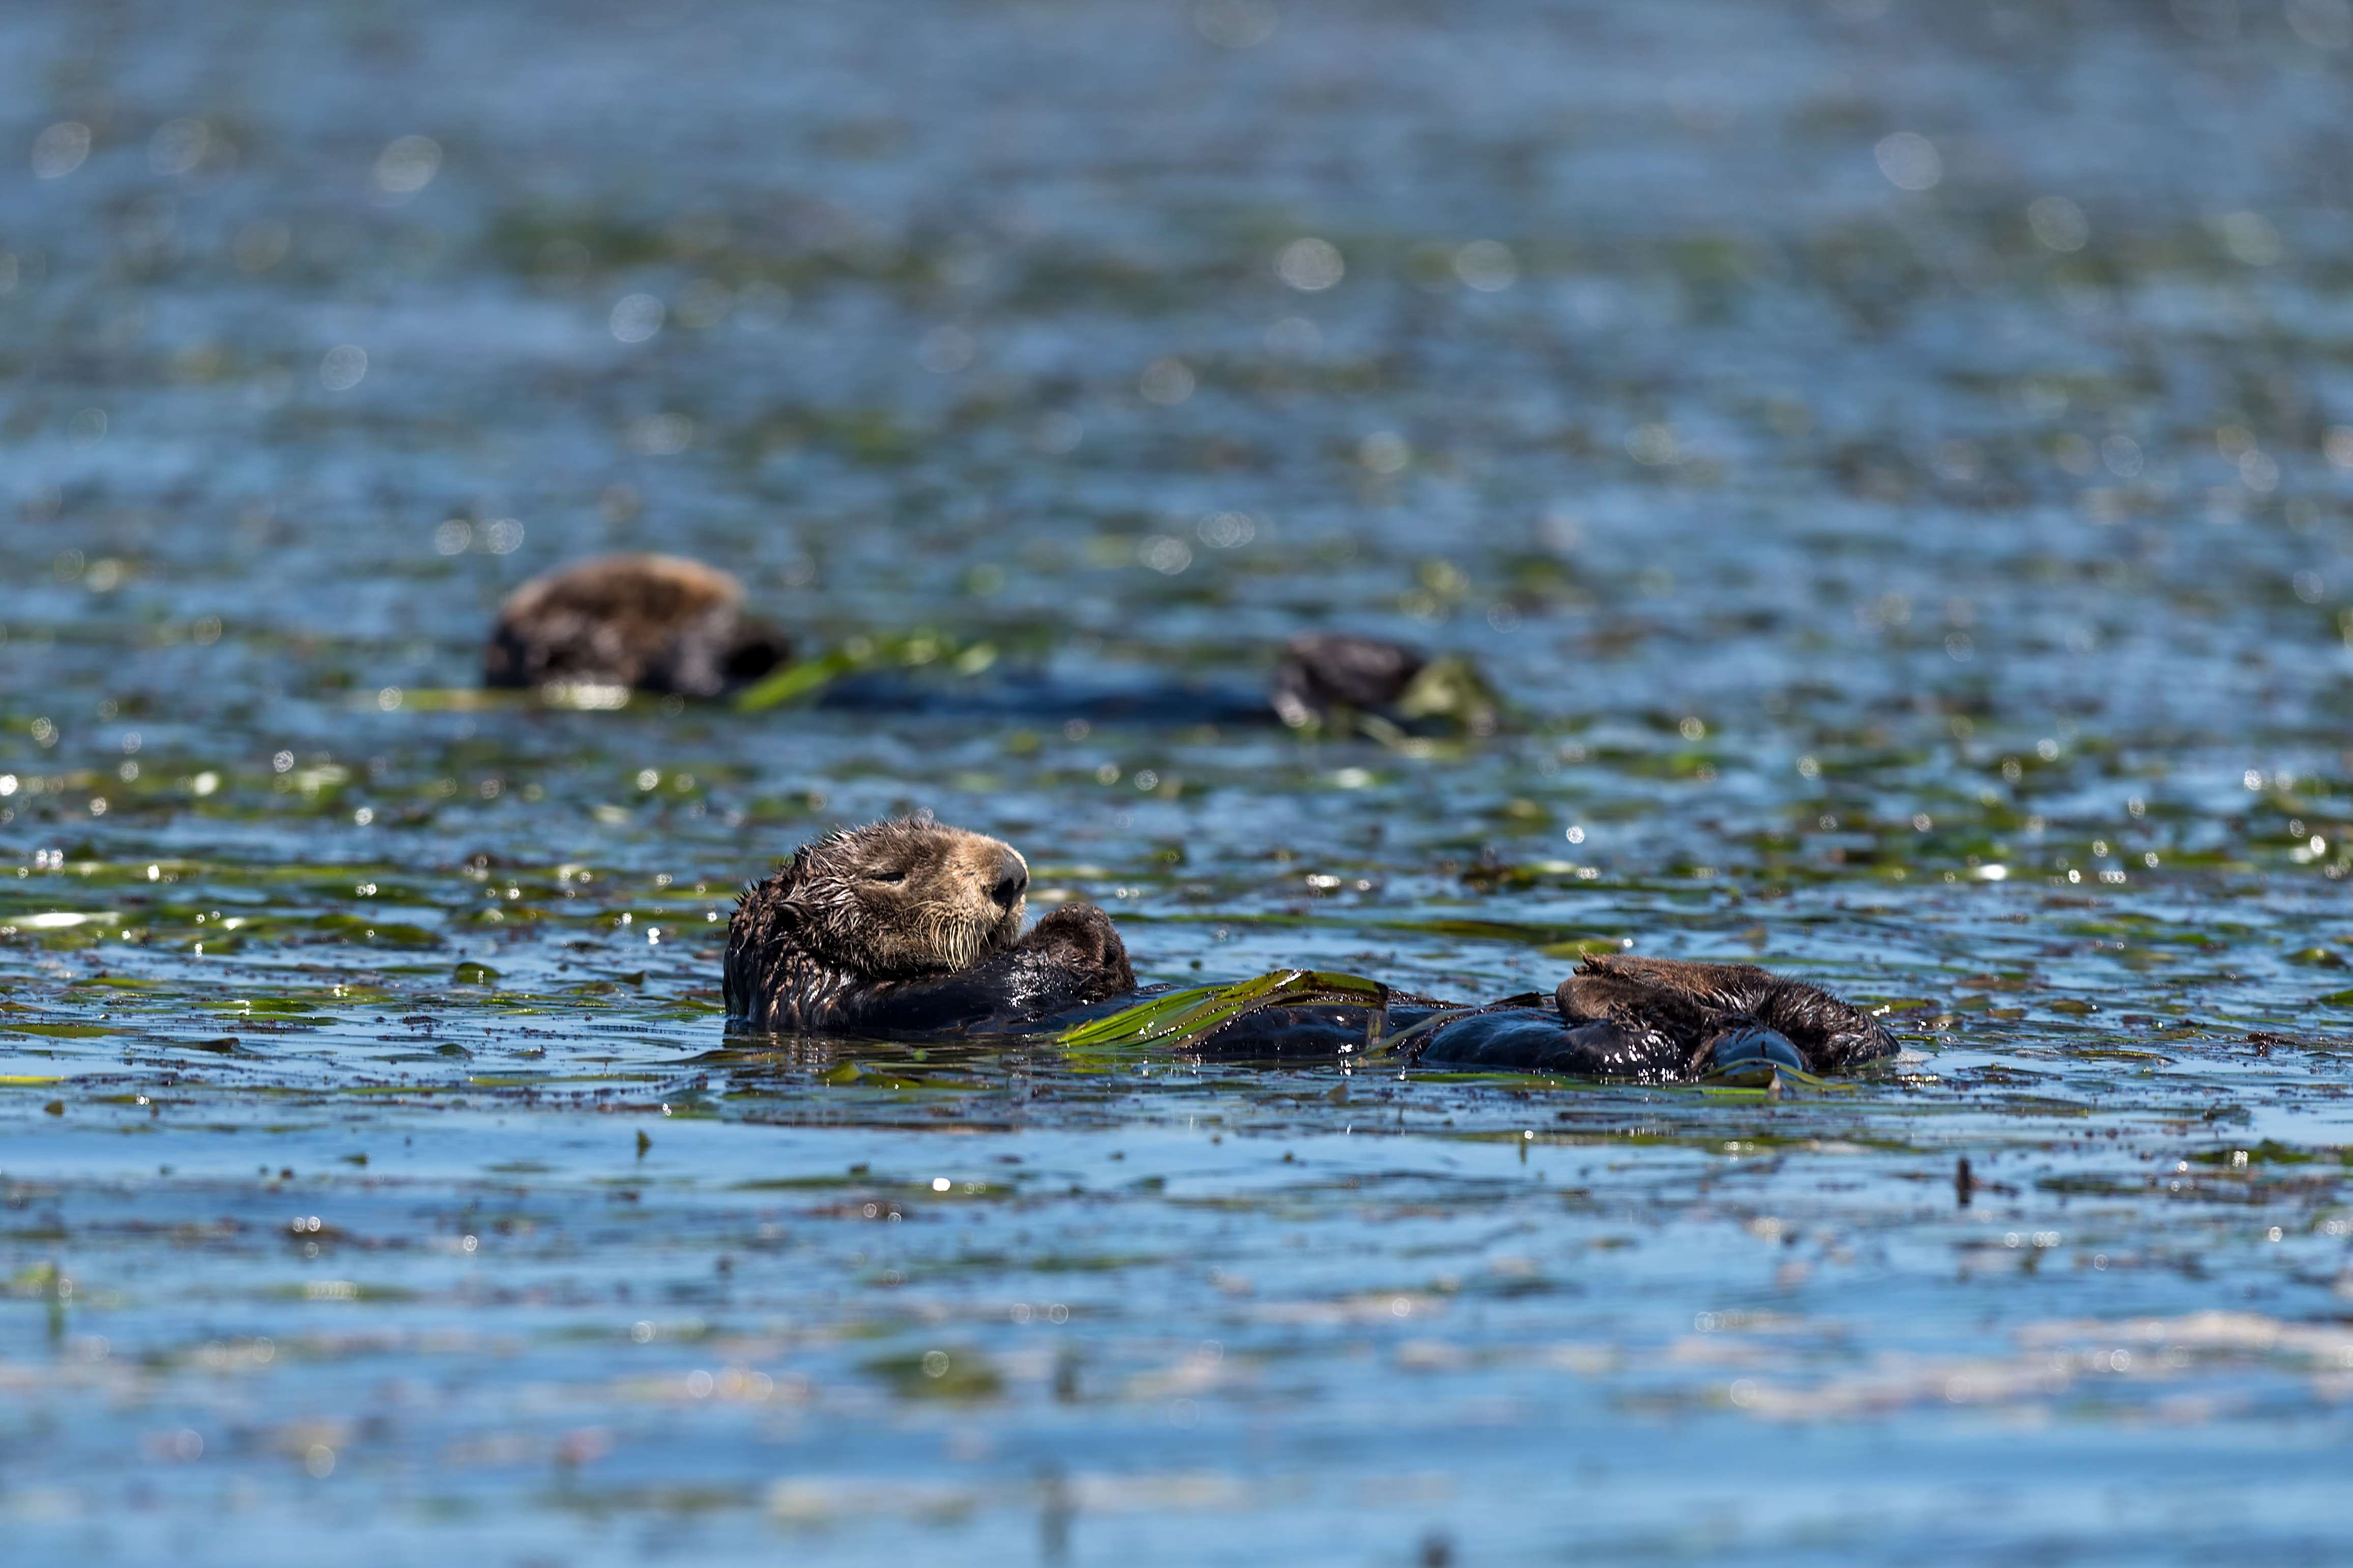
[6,0,2353,1562]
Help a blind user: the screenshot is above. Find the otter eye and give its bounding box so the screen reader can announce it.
[868,868,908,885]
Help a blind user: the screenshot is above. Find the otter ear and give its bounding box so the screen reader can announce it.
[765,864,810,930]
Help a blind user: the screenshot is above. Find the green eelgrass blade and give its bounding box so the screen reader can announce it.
[734,653,856,715]
[734,632,997,713]
[1055,985,1228,1047]
[1059,969,1388,1051]
[1363,1005,1483,1061]
[732,649,869,712]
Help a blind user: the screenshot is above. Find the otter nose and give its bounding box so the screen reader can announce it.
[989,852,1029,911]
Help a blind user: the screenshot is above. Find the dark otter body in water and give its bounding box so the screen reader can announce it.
[485,554,791,698]
[1401,954,1899,1079]
[486,554,1473,728]
[1030,954,1895,1080]
[724,819,1897,1080]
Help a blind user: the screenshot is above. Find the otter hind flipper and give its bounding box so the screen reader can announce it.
[1746,982,1900,1072]
[1698,1025,1809,1077]
[1560,955,1896,1076]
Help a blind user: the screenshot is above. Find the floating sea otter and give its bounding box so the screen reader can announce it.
[485,553,1490,731]
[722,817,1900,1081]
[483,554,793,700]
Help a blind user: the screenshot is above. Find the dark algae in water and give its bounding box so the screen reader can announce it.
[8,0,2353,1563]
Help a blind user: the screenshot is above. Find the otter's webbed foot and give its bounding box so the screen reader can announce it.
[1697,1024,1809,1077]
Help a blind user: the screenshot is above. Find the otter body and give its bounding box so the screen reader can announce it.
[488,554,1471,729]
[486,554,790,698]
[1403,954,1899,1080]
[1034,954,1896,1081]
[725,820,1897,1080]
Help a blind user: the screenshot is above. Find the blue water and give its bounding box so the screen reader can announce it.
[5,0,2353,1562]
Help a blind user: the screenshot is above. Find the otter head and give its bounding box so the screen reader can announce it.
[774,815,1030,981]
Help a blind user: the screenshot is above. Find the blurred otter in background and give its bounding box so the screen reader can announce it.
[484,553,791,699]
[484,553,1492,731]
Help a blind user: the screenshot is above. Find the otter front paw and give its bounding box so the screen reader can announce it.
[1020,903,1136,992]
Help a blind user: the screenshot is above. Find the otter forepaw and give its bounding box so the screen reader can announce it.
[1021,903,1136,991]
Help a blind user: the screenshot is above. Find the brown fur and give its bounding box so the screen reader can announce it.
[1555,953,1898,1076]
[723,816,1135,1033]
[484,553,789,697]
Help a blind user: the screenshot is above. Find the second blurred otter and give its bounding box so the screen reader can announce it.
[484,552,1485,730]
[483,554,792,699]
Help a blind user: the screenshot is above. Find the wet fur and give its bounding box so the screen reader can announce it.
[485,553,789,698]
[1545,954,1899,1078]
[723,816,1135,1033]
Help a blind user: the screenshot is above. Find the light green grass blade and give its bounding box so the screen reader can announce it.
[1059,969,1388,1051]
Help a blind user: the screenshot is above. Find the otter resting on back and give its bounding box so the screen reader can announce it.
[723,818,1898,1080]
[487,553,1470,727]
[723,815,1136,1034]
[485,553,791,698]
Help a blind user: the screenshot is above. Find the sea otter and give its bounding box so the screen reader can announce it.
[722,818,1899,1080]
[485,553,1474,729]
[485,553,792,698]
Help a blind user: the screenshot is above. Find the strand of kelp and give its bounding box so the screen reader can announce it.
[1058,969,1391,1052]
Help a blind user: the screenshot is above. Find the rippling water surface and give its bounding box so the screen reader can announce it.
[7,1,2353,1562]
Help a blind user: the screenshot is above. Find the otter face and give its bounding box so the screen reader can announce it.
[777,817,1030,981]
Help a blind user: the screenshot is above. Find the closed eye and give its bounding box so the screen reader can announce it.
[868,869,908,884]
